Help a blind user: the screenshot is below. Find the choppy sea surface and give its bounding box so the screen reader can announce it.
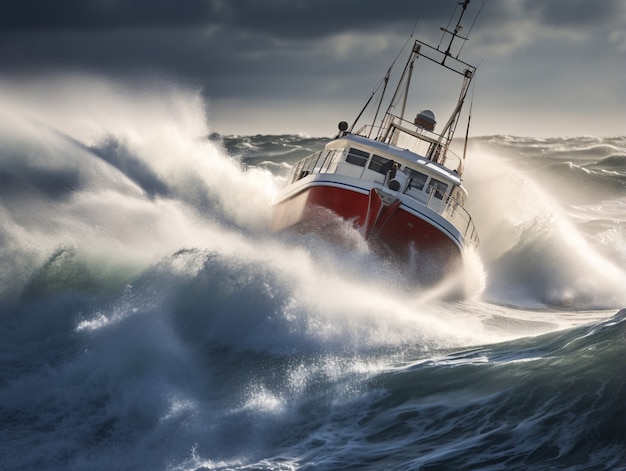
[1,83,625,470]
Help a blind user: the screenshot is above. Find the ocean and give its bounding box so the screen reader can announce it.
[0,85,625,470]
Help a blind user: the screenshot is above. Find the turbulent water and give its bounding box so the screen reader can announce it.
[1,81,625,470]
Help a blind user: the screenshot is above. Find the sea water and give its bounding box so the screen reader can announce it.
[1,78,625,470]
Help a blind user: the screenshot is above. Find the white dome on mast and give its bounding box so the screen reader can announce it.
[414,110,437,131]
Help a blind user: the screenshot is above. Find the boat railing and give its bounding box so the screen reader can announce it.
[289,149,342,183]
[427,187,479,248]
[354,121,463,174]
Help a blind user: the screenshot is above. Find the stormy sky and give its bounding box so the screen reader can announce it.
[1,0,624,137]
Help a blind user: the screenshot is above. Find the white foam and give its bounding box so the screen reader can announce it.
[464,142,626,309]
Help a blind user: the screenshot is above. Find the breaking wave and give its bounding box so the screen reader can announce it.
[0,77,624,470]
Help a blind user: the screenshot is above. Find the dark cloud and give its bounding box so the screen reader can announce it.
[207,0,452,39]
[524,0,623,28]
[0,0,455,35]
[0,0,623,136]
[4,0,623,36]
[0,0,214,31]
[0,0,482,80]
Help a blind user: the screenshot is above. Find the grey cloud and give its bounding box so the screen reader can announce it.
[1,0,623,137]
[0,1,460,35]
[2,0,623,38]
[0,0,214,31]
[524,0,624,28]
[0,0,479,83]
[207,0,452,39]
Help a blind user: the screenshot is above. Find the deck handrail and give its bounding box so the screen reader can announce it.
[426,187,479,248]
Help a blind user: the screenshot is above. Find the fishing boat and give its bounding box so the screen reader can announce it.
[271,1,480,285]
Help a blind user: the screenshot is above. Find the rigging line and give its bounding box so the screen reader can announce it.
[437,2,459,49]
[393,30,416,68]
[408,17,419,38]
[349,29,415,132]
[462,72,477,164]
[369,68,391,138]
[369,28,417,94]
[457,1,484,57]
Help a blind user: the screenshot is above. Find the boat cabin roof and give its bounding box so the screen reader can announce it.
[326,133,462,187]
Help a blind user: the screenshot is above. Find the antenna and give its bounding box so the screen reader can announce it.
[440,0,470,64]
[437,4,458,49]
[457,1,484,57]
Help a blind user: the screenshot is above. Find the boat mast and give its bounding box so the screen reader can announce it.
[432,66,473,162]
[398,47,418,122]
[372,1,476,158]
[377,42,420,143]
[441,0,471,66]
[347,0,478,167]
[421,0,476,162]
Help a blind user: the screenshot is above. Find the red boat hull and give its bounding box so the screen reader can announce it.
[272,183,462,284]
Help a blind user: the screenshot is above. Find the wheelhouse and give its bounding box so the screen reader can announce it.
[287,137,462,205]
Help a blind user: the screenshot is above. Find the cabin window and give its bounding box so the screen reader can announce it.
[428,178,449,200]
[368,155,394,175]
[406,169,429,191]
[345,148,369,167]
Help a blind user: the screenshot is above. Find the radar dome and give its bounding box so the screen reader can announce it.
[415,110,437,131]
